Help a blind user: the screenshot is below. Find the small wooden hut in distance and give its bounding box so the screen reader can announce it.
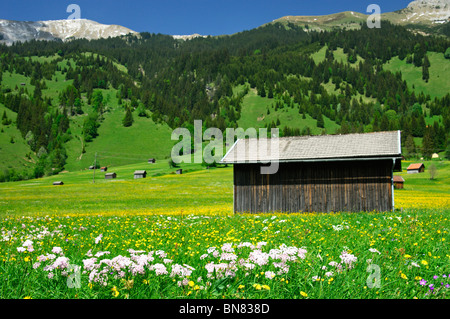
[393,176,405,189]
[407,163,425,174]
[134,170,147,179]
[105,173,117,179]
[221,131,402,213]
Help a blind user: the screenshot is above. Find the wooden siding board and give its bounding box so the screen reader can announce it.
[234,160,393,214]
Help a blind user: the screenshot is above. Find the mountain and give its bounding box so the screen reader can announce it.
[396,0,450,25]
[0,19,137,45]
[271,11,367,32]
[172,34,208,41]
[0,2,449,181]
[273,0,450,35]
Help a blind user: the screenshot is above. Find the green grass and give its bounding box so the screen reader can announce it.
[398,160,450,195]
[0,139,449,300]
[383,51,450,99]
[0,164,232,216]
[1,71,35,93]
[0,104,36,174]
[0,161,448,299]
[0,56,176,174]
[81,52,128,74]
[237,88,339,134]
[64,99,175,172]
[311,46,364,67]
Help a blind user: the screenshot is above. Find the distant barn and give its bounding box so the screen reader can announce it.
[53,181,64,186]
[148,159,156,164]
[100,167,108,172]
[407,163,425,174]
[221,131,402,213]
[176,169,183,175]
[393,176,405,189]
[105,173,117,179]
[134,170,147,179]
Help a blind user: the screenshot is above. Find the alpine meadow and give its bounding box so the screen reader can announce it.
[0,0,449,304]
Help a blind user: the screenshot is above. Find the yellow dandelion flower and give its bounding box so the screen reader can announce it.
[421,260,428,266]
[111,286,119,298]
[401,273,408,280]
[300,291,308,297]
[262,285,270,290]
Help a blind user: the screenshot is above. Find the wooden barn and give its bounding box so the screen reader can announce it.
[407,163,425,174]
[100,167,108,172]
[393,176,405,189]
[53,181,64,186]
[105,173,117,179]
[148,159,156,164]
[176,169,183,175]
[221,131,402,213]
[134,170,147,179]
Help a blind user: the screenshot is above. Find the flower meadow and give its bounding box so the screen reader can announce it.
[1,210,448,299]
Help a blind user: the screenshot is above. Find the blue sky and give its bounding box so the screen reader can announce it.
[2,0,412,35]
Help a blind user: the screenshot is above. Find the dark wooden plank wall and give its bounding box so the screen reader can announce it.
[234,160,393,213]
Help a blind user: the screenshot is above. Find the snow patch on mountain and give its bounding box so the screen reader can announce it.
[402,0,450,24]
[0,19,137,45]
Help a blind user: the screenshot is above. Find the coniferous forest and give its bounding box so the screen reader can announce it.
[0,20,449,181]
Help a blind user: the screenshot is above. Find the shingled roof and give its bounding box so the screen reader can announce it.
[221,131,402,164]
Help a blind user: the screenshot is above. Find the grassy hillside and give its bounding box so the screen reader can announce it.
[237,87,340,135]
[63,89,175,172]
[0,26,449,180]
[311,46,364,67]
[383,51,450,99]
[0,55,176,175]
[0,104,36,176]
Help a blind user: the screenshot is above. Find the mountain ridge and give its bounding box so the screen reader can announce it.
[0,18,137,45]
[1,0,449,46]
[273,0,450,34]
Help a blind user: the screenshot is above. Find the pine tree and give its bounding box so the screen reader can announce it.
[445,138,450,160]
[260,86,266,98]
[317,112,325,128]
[405,134,416,157]
[1,110,8,125]
[421,128,434,159]
[123,107,134,127]
[422,64,430,82]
